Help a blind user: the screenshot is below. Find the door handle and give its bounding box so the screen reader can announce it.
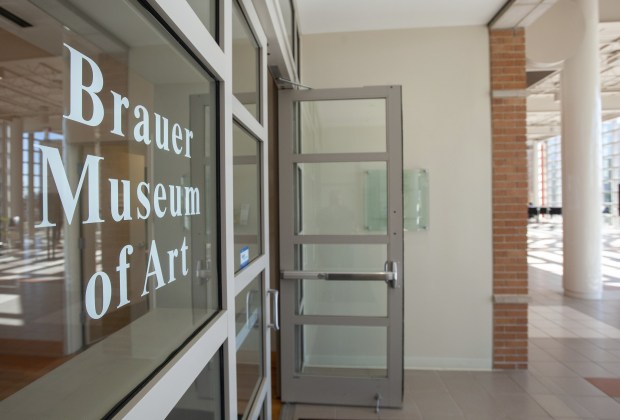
[281,268,398,287]
[267,289,280,330]
[384,260,399,288]
[281,261,398,288]
[281,271,394,281]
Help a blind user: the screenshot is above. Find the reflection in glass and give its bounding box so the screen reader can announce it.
[235,275,263,418]
[232,0,260,121]
[296,325,387,378]
[166,350,223,420]
[295,162,387,235]
[233,124,261,271]
[0,0,218,417]
[278,0,293,53]
[296,99,386,154]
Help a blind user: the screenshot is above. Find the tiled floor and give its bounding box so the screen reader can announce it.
[283,222,620,419]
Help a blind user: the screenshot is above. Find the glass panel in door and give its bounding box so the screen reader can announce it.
[279,86,403,408]
[235,274,264,419]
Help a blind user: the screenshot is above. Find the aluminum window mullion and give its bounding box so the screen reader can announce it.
[231,1,271,418]
[244,375,270,420]
[116,313,228,419]
[234,255,268,295]
[220,0,238,416]
[233,97,268,141]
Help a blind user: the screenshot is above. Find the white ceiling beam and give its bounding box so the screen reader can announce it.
[528,92,620,112]
[490,0,557,29]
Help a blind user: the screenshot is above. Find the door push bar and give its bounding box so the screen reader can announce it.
[281,261,398,288]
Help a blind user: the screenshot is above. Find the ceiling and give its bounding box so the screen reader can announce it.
[295,0,508,34]
[2,0,620,144]
[293,0,620,145]
[527,22,620,143]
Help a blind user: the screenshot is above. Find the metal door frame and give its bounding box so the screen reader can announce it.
[278,86,404,408]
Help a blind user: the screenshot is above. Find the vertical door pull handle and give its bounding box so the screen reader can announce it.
[267,289,280,330]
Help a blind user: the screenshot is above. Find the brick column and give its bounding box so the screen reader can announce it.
[489,28,529,369]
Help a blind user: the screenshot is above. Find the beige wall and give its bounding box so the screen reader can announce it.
[301,26,494,369]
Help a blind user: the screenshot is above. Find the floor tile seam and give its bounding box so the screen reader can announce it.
[434,375,487,417]
[438,374,541,418]
[560,360,619,378]
[529,393,585,419]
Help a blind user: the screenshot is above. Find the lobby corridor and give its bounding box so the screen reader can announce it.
[283,222,620,419]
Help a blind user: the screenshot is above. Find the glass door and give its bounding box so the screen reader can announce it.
[278,86,404,408]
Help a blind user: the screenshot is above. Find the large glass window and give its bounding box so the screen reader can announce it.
[167,349,223,420]
[235,275,264,419]
[0,0,219,417]
[187,0,218,41]
[534,136,562,208]
[532,119,620,221]
[233,123,262,271]
[277,0,300,76]
[232,0,261,121]
[278,0,294,53]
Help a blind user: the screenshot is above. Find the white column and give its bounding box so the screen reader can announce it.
[561,0,602,299]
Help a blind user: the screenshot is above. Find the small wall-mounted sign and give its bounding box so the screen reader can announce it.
[240,246,250,269]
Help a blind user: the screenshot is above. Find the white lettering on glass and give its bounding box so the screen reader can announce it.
[116,245,134,308]
[143,240,166,296]
[154,113,170,151]
[36,144,104,228]
[48,44,206,320]
[38,165,199,226]
[63,44,194,157]
[63,43,104,127]
[85,272,112,320]
[110,179,133,222]
[111,91,129,136]
[85,238,190,319]
[137,181,151,220]
[133,105,152,145]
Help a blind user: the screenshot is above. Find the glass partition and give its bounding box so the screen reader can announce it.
[295,325,387,378]
[278,0,293,52]
[233,123,262,271]
[166,349,223,420]
[296,99,386,154]
[235,275,264,419]
[294,244,388,317]
[294,162,387,235]
[187,0,219,41]
[232,0,261,121]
